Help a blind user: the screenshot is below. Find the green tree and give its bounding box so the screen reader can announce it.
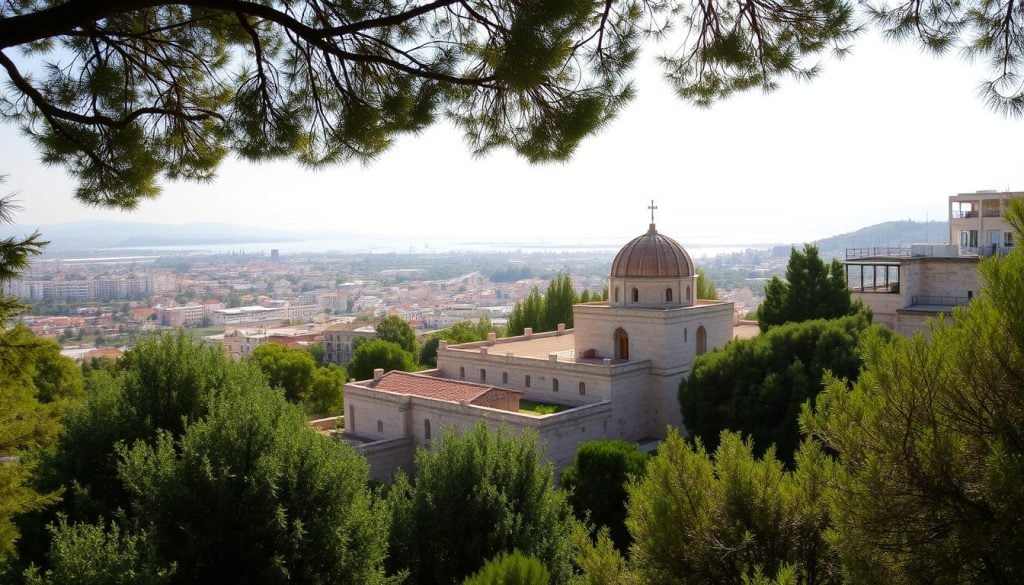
[757,244,860,331]
[375,315,418,355]
[419,318,499,367]
[36,332,267,526]
[1,0,1021,205]
[463,551,550,585]
[679,313,883,463]
[118,384,390,584]
[249,342,317,402]
[348,339,415,381]
[799,199,1024,584]
[307,363,346,417]
[507,274,579,336]
[560,440,648,552]
[695,267,718,300]
[625,430,839,585]
[23,519,174,585]
[387,423,576,585]
[305,342,326,366]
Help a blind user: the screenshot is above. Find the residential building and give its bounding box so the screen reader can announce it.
[323,324,377,365]
[948,189,1021,254]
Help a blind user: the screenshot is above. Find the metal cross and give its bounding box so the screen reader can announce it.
[648,200,658,223]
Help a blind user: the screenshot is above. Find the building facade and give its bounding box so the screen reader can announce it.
[948,189,1021,254]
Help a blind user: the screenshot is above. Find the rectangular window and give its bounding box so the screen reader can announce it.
[1006,232,1015,247]
[502,372,508,384]
[377,420,383,433]
[480,369,486,382]
[525,375,531,388]
[579,381,586,395]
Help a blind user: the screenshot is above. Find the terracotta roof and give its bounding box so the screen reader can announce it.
[367,371,521,404]
[611,224,693,278]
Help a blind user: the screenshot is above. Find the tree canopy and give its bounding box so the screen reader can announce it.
[3,0,1020,205]
[375,315,417,355]
[507,274,599,336]
[387,423,576,585]
[757,244,861,331]
[348,338,415,380]
[799,199,1024,584]
[680,313,885,464]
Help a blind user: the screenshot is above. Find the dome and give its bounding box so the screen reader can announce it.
[610,223,693,278]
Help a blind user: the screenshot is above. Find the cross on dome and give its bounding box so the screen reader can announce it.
[648,200,658,224]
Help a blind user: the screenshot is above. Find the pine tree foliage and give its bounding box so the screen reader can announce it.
[625,430,840,585]
[757,244,860,331]
[387,423,576,585]
[695,267,717,300]
[463,550,550,585]
[507,274,590,336]
[800,199,1024,584]
[23,518,174,585]
[419,318,500,367]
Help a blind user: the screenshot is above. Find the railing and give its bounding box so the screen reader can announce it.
[912,295,970,307]
[846,247,911,260]
[951,210,979,219]
[961,244,1015,257]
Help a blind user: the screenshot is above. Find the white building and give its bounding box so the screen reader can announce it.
[343,221,737,481]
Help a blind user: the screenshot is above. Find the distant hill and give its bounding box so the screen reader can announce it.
[769,220,949,257]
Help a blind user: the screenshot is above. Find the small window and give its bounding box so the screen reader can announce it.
[525,375,531,388]
[579,381,586,395]
[552,378,559,392]
[348,405,355,432]
[631,288,639,303]
[665,288,673,302]
[1006,232,1015,247]
[480,368,486,382]
[684,328,688,342]
[696,326,707,356]
[502,372,508,384]
[377,420,383,433]
[424,419,431,442]
[686,285,691,301]
[459,366,465,379]
[614,287,620,302]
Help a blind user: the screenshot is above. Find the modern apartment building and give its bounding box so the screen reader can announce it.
[948,189,1021,254]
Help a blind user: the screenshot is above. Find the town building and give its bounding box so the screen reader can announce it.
[323,323,378,365]
[949,189,1022,253]
[342,219,738,481]
[845,189,1020,336]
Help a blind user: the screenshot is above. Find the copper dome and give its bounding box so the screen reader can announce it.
[610,224,693,278]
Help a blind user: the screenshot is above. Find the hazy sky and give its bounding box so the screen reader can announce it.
[1,29,1021,246]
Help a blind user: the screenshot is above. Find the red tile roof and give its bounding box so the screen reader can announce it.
[367,371,521,404]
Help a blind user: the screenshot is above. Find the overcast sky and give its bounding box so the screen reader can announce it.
[1,29,1021,247]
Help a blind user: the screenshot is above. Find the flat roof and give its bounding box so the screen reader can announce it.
[450,333,577,360]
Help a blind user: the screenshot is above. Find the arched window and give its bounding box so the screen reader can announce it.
[525,375,531,388]
[686,285,692,302]
[614,328,629,360]
[666,288,673,302]
[696,325,707,356]
[459,366,465,379]
[631,288,639,303]
[552,378,559,392]
[502,372,508,384]
[614,287,620,303]
[579,381,586,395]
[480,368,486,382]
[377,420,384,433]
[424,419,431,442]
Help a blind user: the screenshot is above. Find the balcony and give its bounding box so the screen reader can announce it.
[911,295,970,307]
[951,210,979,219]
[845,247,910,260]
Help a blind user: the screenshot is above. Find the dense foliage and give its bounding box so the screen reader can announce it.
[800,199,1024,584]
[679,313,882,463]
[694,267,717,300]
[375,315,418,355]
[625,431,839,585]
[757,244,861,331]
[419,318,501,367]
[463,551,550,585]
[249,342,346,415]
[387,424,576,585]
[348,339,416,381]
[507,274,602,336]
[560,440,647,552]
